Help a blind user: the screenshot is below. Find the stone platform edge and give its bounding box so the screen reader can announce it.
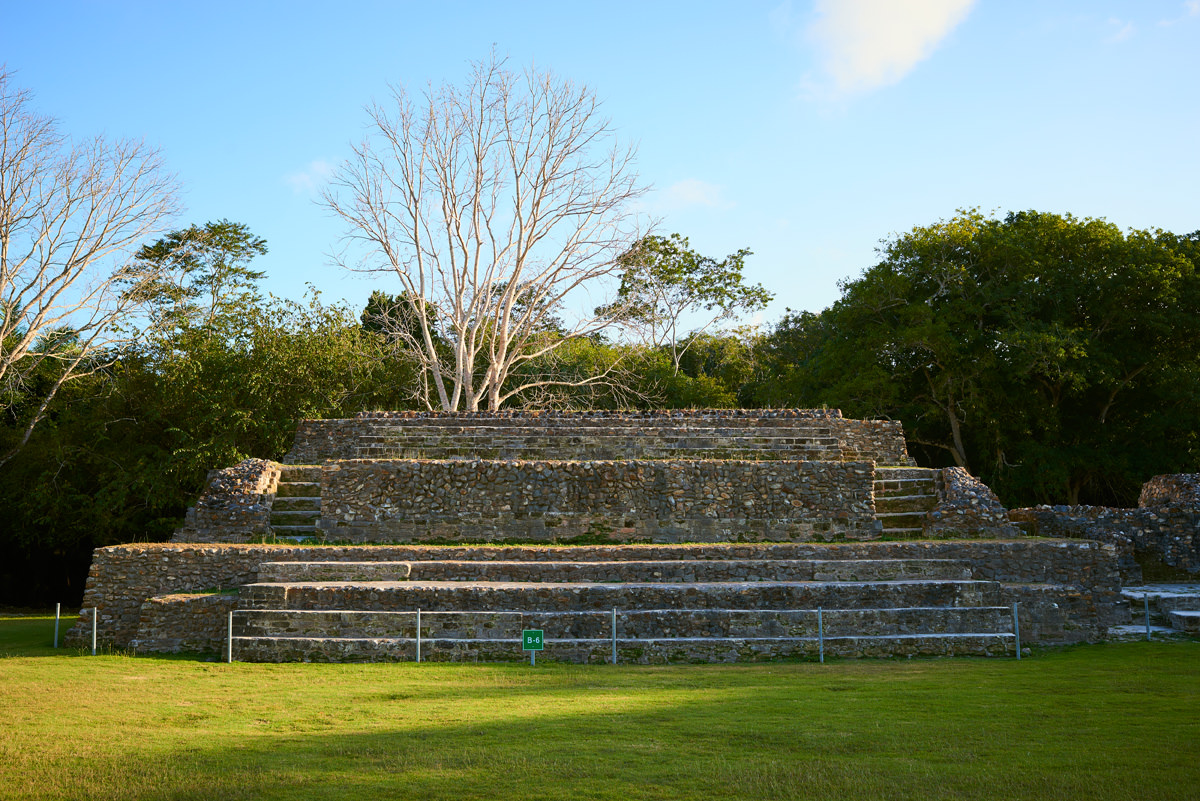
[65,539,1123,652]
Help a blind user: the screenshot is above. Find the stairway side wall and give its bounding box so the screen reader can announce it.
[1009,504,1200,583]
[171,459,282,543]
[927,467,1019,538]
[65,539,1123,651]
[318,459,877,544]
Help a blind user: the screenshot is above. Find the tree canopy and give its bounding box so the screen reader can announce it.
[0,70,177,466]
[751,209,1200,505]
[603,233,772,375]
[4,209,1199,606]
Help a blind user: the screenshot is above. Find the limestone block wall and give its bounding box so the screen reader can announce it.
[928,467,1019,538]
[1009,472,1200,583]
[130,593,238,655]
[66,539,1123,651]
[283,409,914,465]
[1139,473,1200,508]
[1009,504,1199,582]
[318,459,879,543]
[172,459,282,543]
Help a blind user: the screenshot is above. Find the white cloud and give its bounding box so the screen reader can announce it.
[769,1,796,35]
[657,179,731,211]
[285,159,335,196]
[1106,18,1135,43]
[806,0,977,96]
[1159,1,1199,26]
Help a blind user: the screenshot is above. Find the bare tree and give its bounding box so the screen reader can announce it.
[324,55,646,411]
[0,70,177,466]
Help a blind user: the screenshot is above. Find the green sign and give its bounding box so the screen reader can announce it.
[522,629,544,651]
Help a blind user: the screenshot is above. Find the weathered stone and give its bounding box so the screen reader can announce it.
[65,538,1124,654]
[72,409,1148,663]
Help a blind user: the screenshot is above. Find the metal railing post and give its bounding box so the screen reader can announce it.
[611,608,617,665]
[817,607,824,664]
[54,603,60,648]
[91,607,97,656]
[227,611,234,664]
[1144,593,1152,641]
[1012,603,1021,660]
[416,608,422,663]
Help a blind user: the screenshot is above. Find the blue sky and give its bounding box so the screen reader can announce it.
[3,0,1198,324]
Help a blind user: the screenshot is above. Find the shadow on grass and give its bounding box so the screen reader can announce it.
[6,642,1198,801]
[0,615,73,657]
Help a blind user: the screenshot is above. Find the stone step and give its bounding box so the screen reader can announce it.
[1167,610,1200,633]
[1121,585,1200,615]
[253,541,973,564]
[233,606,1013,640]
[874,467,939,481]
[270,525,322,539]
[874,495,937,513]
[360,434,844,447]
[270,510,321,526]
[231,632,1015,663]
[361,423,846,436]
[878,527,927,540]
[241,578,1001,613]
[257,558,972,584]
[875,488,936,504]
[876,511,929,529]
[356,446,843,462]
[279,465,322,482]
[273,497,321,512]
[276,481,320,498]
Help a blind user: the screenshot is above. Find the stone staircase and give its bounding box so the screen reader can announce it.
[263,463,946,543]
[1121,584,1200,635]
[86,409,1129,661]
[270,465,322,540]
[284,411,915,466]
[230,544,1018,663]
[354,421,846,462]
[874,467,939,538]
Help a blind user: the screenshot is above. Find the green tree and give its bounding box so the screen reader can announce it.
[129,219,268,334]
[604,234,772,375]
[0,70,177,466]
[0,223,419,606]
[752,210,1200,506]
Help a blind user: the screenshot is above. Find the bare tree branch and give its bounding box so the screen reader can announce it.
[324,54,646,411]
[0,70,178,466]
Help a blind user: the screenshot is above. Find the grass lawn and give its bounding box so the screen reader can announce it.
[1,614,1196,800]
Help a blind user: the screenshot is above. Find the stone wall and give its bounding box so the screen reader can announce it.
[130,593,238,655]
[318,459,879,543]
[1139,473,1200,508]
[66,538,1123,651]
[172,459,281,543]
[1009,504,1199,583]
[283,409,914,466]
[928,467,1019,538]
[1009,472,1200,583]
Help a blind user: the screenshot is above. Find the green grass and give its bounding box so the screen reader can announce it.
[2,615,1197,801]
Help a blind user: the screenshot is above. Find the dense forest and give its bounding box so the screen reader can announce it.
[3,210,1198,606]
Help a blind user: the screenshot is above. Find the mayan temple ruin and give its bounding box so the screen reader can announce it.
[66,408,1200,662]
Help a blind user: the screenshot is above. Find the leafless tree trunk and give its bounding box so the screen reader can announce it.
[0,71,178,466]
[324,55,646,411]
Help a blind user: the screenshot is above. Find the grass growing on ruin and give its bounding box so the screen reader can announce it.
[1,614,1197,801]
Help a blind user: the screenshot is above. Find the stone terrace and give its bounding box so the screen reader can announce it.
[67,409,1135,662]
[68,538,1126,662]
[284,409,915,465]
